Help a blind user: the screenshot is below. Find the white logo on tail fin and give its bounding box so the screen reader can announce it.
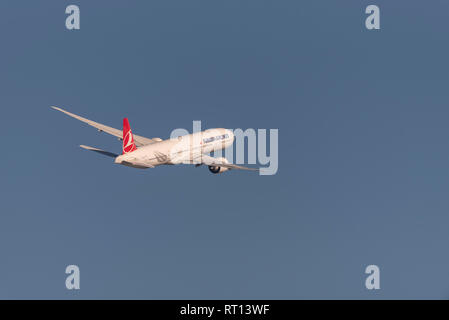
[123,130,136,153]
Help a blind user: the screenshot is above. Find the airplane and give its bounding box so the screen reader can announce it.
[51,106,258,174]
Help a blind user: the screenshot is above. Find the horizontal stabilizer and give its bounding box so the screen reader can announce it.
[80,145,118,158]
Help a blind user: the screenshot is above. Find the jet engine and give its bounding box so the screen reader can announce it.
[208,157,230,174]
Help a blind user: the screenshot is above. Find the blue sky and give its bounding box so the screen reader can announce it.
[0,0,449,299]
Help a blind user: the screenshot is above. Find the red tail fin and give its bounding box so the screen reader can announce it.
[122,118,137,154]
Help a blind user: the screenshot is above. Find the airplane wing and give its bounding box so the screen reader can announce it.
[79,145,119,158]
[51,106,161,147]
[185,154,259,171]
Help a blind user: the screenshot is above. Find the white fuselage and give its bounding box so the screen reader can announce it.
[114,128,234,169]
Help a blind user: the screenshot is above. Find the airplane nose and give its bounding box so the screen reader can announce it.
[114,156,122,164]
